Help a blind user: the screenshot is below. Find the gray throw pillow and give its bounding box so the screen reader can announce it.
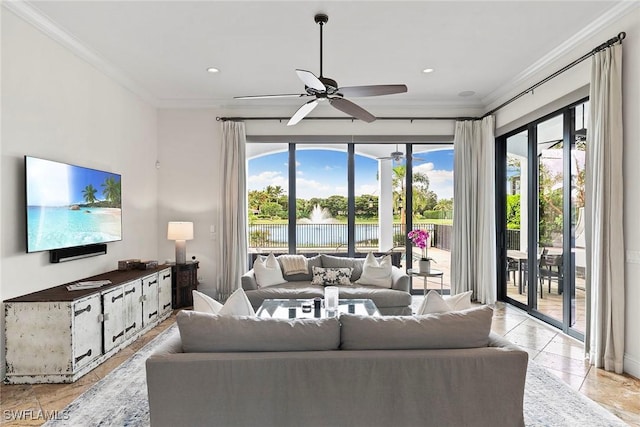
[320,254,364,281]
[339,305,493,350]
[177,310,340,352]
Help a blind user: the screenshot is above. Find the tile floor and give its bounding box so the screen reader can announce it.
[1,304,639,426]
[493,302,640,426]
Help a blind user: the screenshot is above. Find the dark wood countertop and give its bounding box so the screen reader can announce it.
[4,265,171,303]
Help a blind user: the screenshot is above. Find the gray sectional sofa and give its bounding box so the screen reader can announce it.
[146,307,528,427]
[241,253,412,315]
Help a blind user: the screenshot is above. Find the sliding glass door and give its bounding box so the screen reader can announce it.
[498,100,587,339]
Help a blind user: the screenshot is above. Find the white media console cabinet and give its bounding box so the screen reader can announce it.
[4,266,173,384]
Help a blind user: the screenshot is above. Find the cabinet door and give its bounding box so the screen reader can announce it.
[158,268,172,316]
[102,286,126,353]
[142,274,159,326]
[72,294,103,369]
[123,280,143,339]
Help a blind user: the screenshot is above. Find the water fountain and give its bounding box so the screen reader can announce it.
[298,204,339,223]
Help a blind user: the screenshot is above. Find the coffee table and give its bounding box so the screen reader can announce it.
[256,298,380,319]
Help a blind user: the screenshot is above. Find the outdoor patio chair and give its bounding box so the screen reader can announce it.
[538,253,563,298]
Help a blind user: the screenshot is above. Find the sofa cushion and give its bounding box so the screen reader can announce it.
[320,254,364,281]
[311,266,353,286]
[337,285,412,308]
[177,310,340,352]
[254,253,286,287]
[192,290,223,314]
[280,255,322,281]
[339,305,493,350]
[244,282,324,308]
[417,290,473,314]
[355,253,392,288]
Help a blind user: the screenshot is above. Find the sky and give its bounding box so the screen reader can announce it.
[26,157,120,206]
[247,147,454,200]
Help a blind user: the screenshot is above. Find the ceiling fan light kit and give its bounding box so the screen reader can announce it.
[234,13,407,126]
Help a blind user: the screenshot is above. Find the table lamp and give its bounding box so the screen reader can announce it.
[167,221,194,264]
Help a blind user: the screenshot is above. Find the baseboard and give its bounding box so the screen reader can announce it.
[624,353,640,379]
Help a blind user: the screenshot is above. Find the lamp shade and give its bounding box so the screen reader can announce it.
[167,221,194,241]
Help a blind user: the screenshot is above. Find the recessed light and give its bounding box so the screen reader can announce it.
[458,90,475,97]
[422,68,434,73]
[206,67,220,73]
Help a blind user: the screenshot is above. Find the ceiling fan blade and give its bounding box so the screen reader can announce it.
[338,84,408,97]
[287,100,319,126]
[329,98,376,123]
[296,69,326,91]
[235,93,309,100]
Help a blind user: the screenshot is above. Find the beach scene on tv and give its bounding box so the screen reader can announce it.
[26,157,122,252]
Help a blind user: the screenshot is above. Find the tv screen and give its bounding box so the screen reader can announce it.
[25,156,122,253]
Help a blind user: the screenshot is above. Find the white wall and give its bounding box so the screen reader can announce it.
[493,8,640,378]
[156,109,223,295]
[1,10,159,374]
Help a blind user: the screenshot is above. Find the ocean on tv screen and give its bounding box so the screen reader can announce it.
[27,206,122,252]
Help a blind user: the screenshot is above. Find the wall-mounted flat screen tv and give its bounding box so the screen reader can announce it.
[25,156,122,253]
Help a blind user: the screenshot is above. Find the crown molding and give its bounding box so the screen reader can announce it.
[482,1,639,110]
[3,0,159,106]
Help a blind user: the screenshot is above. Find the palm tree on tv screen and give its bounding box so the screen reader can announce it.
[82,184,98,205]
[101,176,121,207]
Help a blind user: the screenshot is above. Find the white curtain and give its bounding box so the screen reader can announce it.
[451,116,497,304]
[216,121,248,301]
[585,43,625,373]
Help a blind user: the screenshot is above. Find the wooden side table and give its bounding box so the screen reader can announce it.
[407,268,444,295]
[171,261,199,308]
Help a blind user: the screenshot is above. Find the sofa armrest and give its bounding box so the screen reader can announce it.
[391,266,410,292]
[241,269,258,291]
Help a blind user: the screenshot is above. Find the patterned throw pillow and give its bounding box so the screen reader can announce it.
[311,266,353,286]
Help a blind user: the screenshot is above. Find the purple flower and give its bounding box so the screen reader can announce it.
[408,229,430,259]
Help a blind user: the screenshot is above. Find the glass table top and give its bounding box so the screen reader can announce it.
[256,298,380,319]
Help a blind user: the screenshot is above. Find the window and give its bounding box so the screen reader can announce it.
[247,140,454,294]
[498,99,588,339]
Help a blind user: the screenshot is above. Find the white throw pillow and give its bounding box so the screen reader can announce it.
[192,288,255,316]
[253,253,286,287]
[417,290,473,315]
[355,253,392,288]
[218,288,256,316]
[192,290,223,314]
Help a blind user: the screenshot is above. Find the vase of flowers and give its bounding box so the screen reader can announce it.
[408,229,433,273]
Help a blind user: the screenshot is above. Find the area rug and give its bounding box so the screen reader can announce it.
[45,323,626,427]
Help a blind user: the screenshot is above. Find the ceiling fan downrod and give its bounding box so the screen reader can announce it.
[315,14,328,78]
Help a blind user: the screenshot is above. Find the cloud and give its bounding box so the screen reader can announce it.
[414,162,453,199]
[296,178,341,199]
[356,183,378,196]
[247,171,288,192]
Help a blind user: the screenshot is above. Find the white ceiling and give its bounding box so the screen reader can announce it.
[12,1,627,114]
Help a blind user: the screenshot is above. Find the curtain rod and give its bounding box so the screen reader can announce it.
[216,32,626,123]
[483,32,626,117]
[215,116,474,122]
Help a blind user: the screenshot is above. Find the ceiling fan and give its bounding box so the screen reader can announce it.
[234,14,407,126]
[376,145,427,163]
